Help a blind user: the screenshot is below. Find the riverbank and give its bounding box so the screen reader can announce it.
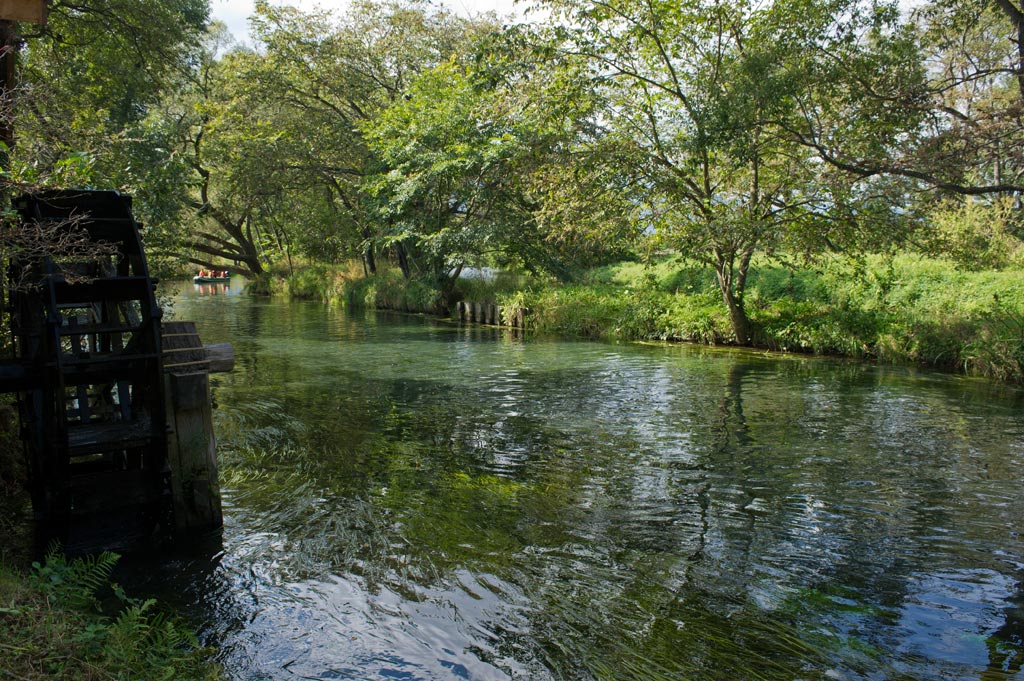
[266,253,1024,383]
[0,550,220,680]
[0,399,219,680]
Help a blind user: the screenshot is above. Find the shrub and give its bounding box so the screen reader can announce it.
[922,197,1024,270]
[657,293,734,344]
[961,301,1024,382]
[529,286,625,338]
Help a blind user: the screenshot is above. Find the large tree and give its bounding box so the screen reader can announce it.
[244,0,493,276]
[542,0,898,344]
[148,28,284,276]
[361,24,629,288]
[11,0,208,187]
[786,0,1024,198]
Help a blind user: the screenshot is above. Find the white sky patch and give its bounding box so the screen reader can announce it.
[210,0,529,44]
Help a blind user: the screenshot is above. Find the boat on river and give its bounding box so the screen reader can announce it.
[193,273,231,283]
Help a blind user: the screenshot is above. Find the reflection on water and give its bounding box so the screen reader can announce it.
[123,281,1024,679]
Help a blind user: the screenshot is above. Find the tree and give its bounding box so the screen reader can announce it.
[362,20,642,291]
[786,0,1024,198]
[245,0,491,276]
[475,26,642,274]
[363,60,527,290]
[148,29,278,276]
[542,0,891,344]
[11,0,208,186]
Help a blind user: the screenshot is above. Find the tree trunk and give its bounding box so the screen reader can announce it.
[713,249,753,346]
[362,225,376,275]
[994,0,1024,100]
[395,241,410,279]
[721,285,751,346]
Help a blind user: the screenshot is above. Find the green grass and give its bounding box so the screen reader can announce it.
[0,548,220,680]
[493,252,1024,381]
[265,253,1024,382]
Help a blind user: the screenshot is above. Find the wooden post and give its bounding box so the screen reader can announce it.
[162,321,227,533]
[0,2,46,170]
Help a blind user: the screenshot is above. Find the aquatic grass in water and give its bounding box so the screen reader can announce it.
[133,286,1024,679]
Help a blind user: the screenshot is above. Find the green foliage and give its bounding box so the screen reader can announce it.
[0,550,218,680]
[28,548,119,611]
[359,269,445,313]
[528,286,627,339]
[961,298,1024,381]
[458,271,535,303]
[362,55,560,283]
[753,300,882,356]
[283,265,341,300]
[745,254,1024,378]
[921,197,1024,270]
[654,293,735,345]
[12,0,208,232]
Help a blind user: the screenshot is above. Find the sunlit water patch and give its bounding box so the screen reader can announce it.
[118,282,1024,679]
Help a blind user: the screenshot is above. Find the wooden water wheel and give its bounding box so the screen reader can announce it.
[7,190,171,551]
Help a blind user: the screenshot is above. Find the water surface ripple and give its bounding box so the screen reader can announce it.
[126,283,1024,680]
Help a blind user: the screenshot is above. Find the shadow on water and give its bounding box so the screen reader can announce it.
[115,284,1024,680]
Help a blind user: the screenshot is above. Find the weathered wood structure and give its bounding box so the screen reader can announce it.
[0,190,227,553]
[161,321,226,535]
[455,300,530,329]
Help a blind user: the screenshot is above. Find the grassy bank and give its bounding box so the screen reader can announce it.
[0,400,219,680]
[265,253,1024,383]
[0,549,219,680]
[524,253,1024,381]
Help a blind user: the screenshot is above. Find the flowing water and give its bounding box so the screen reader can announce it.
[125,279,1024,680]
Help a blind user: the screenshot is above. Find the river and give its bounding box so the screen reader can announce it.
[123,279,1024,679]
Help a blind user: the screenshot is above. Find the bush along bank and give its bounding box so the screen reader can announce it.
[265,263,449,314]
[266,254,1024,383]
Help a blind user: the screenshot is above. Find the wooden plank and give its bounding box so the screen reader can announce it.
[67,417,152,456]
[161,320,206,369]
[165,372,222,532]
[205,342,234,373]
[0,0,46,23]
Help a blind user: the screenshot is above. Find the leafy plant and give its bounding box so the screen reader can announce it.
[0,549,220,680]
[28,547,119,611]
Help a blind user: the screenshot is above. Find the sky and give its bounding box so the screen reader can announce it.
[210,0,526,43]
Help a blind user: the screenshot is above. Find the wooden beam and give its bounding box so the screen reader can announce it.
[0,1,46,24]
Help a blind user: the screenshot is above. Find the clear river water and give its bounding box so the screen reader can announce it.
[122,279,1024,680]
